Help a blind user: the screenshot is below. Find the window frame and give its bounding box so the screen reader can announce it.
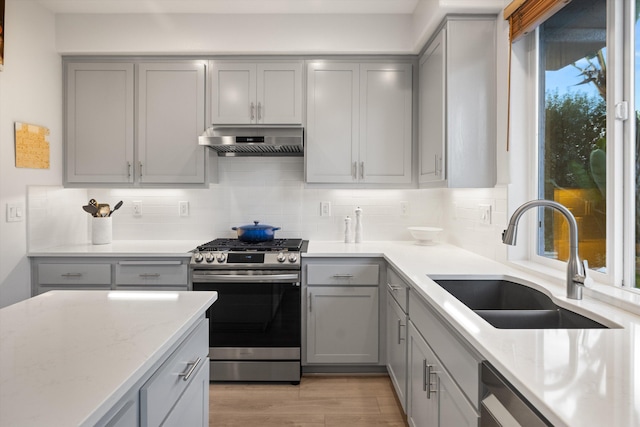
[515,0,637,291]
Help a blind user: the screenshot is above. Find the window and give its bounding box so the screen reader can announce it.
[530,0,639,289]
[538,0,608,272]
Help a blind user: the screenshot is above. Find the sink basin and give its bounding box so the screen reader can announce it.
[433,279,608,329]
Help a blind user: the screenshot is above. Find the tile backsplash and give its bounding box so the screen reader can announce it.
[27,158,507,261]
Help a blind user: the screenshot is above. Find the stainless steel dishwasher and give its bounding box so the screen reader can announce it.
[481,362,553,427]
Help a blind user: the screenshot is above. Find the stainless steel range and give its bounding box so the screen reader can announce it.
[190,238,306,384]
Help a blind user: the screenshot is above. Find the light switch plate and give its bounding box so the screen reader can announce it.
[479,204,492,225]
[6,203,24,222]
[400,201,409,216]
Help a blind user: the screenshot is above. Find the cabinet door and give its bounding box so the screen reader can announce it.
[418,29,446,185]
[210,62,256,124]
[306,286,378,364]
[408,322,438,427]
[386,293,407,412]
[360,63,412,184]
[306,62,360,183]
[408,322,479,427]
[66,62,134,184]
[137,62,206,184]
[161,359,209,427]
[257,62,303,124]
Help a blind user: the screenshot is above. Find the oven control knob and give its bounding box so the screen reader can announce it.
[216,253,227,263]
[193,253,204,263]
[288,254,298,263]
[205,253,215,263]
[277,252,286,263]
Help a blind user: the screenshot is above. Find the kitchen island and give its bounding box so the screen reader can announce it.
[0,289,217,427]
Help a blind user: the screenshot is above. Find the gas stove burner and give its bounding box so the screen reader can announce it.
[196,238,304,252]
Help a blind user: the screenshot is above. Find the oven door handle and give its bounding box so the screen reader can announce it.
[192,273,300,283]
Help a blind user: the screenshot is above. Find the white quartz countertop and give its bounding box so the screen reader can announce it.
[27,240,200,257]
[0,290,217,427]
[305,241,640,427]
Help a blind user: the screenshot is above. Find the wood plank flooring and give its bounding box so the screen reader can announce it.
[210,375,408,427]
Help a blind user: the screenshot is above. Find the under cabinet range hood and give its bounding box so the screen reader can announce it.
[199,125,304,156]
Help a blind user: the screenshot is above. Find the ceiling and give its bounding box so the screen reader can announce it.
[34,0,421,14]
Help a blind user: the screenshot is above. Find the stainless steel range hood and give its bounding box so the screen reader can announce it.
[199,126,304,156]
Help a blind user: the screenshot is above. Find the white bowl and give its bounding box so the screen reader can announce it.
[408,226,443,245]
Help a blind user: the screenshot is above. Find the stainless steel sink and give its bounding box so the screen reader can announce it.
[433,279,609,329]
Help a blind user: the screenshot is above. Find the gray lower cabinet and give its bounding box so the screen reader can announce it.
[408,292,481,427]
[386,267,410,411]
[307,285,379,364]
[30,257,190,295]
[304,260,381,365]
[96,318,209,427]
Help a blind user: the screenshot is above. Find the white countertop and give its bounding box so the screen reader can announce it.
[0,290,217,427]
[27,240,200,257]
[305,241,640,427]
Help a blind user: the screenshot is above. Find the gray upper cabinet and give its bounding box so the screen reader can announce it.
[66,62,135,184]
[137,62,206,184]
[418,17,497,188]
[210,61,303,125]
[65,60,206,187]
[306,61,413,185]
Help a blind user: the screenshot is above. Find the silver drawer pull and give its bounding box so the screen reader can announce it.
[178,357,202,382]
[387,283,401,292]
[426,363,438,399]
[332,274,354,278]
[398,320,405,344]
[138,273,161,278]
[61,273,82,278]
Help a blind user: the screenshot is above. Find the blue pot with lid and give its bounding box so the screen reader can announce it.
[232,221,281,242]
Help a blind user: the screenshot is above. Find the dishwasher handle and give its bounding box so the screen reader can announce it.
[481,362,552,427]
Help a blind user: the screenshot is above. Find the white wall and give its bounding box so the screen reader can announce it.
[56,13,415,55]
[0,0,61,307]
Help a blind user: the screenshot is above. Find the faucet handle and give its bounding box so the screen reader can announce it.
[574,259,592,287]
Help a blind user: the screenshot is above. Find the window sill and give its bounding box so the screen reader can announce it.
[506,260,640,317]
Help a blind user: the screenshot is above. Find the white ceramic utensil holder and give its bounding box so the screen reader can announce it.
[92,217,112,245]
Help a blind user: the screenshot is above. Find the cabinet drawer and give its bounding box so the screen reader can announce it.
[116,261,187,286]
[141,318,208,427]
[307,264,379,285]
[409,292,481,409]
[386,267,409,313]
[37,263,111,285]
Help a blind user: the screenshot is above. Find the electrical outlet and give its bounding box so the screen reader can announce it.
[132,200,142,216]
[320,201,331,217]
[179,201,189,217]
[400,201,409,216]
[479,204,492,225]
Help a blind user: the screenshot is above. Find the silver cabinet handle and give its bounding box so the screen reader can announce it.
[250,102,255,121]
[426,363,437,399]
[127,162,132,179]
[352,162,357,179]
[61,273,82,278]
[387,283,401,292]
[178,357,202,382]
[397,320,405,344]
[332,274,354,278]
[257,102,262,120]
[360,161,364,180]
[308,292,312,312]
[434,154,438,177]
[139,161,143,178]
[138,273,161,278]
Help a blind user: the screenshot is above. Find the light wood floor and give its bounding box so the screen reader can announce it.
[209,375,408,427]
